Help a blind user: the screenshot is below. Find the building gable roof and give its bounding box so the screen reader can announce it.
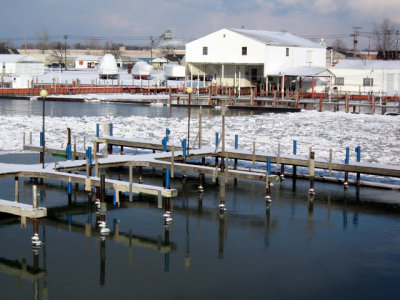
[0,54,43,63]
[334,59,400,69]
[229,28,324,49]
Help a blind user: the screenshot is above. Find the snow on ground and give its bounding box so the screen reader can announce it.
[1,108,399,168]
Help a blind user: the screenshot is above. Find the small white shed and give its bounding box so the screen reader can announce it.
[75,55,100,69]
[0,54,44,77]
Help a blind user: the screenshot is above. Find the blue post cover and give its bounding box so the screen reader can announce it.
[267,157,271,175]
[235,135,239,149]
[182,139,187,158]
[355,146,361,162]
[40,132,44,147]
[293,140,297,155]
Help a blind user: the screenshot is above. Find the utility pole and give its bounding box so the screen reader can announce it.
[351,26,361,58]
[64,35,68,70]
[396,30,399,60]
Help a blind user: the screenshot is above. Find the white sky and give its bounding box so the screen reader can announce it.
[0,0,399,49]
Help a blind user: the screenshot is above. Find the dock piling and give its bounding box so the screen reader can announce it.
[309,152,315,195]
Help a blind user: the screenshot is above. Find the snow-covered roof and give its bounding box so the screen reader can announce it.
[279,66,332,77]
[75,55,101,61]
[230,28,324,48]
[334,59,400,69]
[0,54,43,63]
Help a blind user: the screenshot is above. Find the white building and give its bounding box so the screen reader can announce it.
[329,60,400,96]
[185,28,326,90]
[0,54,45,88]
[75,55,100,69]
[0,54,44,77]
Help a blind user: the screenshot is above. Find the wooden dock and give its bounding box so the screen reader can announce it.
[0,199,46,218]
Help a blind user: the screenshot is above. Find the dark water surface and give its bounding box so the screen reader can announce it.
[0,100,400,300]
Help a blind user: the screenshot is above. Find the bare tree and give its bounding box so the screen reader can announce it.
[103,41,122,58]
[36,27,49,53]
[85,37,100,50]
[51,41,65,72]
[373,19,397,52]
[330,38,347,52]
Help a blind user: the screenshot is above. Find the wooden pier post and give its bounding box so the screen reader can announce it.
[14,177,19,202]
[198,106,202,149]
[319,97,323,112]
[372,94,376,114]
[293,140,297,182]
[344,147,349,188]
[129,164,133,202]
[266,157,271,202]
[219,172,226,211]
[309,151,315,195]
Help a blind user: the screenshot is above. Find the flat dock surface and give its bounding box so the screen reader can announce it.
[0,199,47,218]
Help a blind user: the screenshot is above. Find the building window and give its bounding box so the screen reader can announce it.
[286,48,289,57]
[242,47,247,56]
[335,77,344,86]
[363,78,373,87]
[203,46,208,55]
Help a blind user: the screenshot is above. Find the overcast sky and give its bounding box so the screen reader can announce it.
[1,0,399,49]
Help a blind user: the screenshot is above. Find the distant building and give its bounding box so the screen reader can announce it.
[0,54,44,76]
[75,55,100,69]
[0,54,44,88]
[329,60,400,96]
[185,28,326,90]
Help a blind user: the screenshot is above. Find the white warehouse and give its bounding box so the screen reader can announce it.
[330,60,400,97]
[185,28,326,91]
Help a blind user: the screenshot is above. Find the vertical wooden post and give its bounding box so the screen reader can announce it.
[198,106,202,149]
[319,96,323,112]
[171,146,175,178]
[219,172,226,211]
[372,94,376,114]
[329,149,333,176]
[296,91,300,109]
[344,147,349,188]
[293,140,297,180]
[309,151,315,195]
[266,157,271,202]
[129,164,133,202]
[252,141,256,167]
[14,177,19,202]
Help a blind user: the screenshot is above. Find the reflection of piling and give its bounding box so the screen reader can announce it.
[100,238,106,285]
[218,213,226,259]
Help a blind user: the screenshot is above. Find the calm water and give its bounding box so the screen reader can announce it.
[1,99,400,300]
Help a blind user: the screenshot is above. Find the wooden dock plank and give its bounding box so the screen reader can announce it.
[0,199,47,218]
